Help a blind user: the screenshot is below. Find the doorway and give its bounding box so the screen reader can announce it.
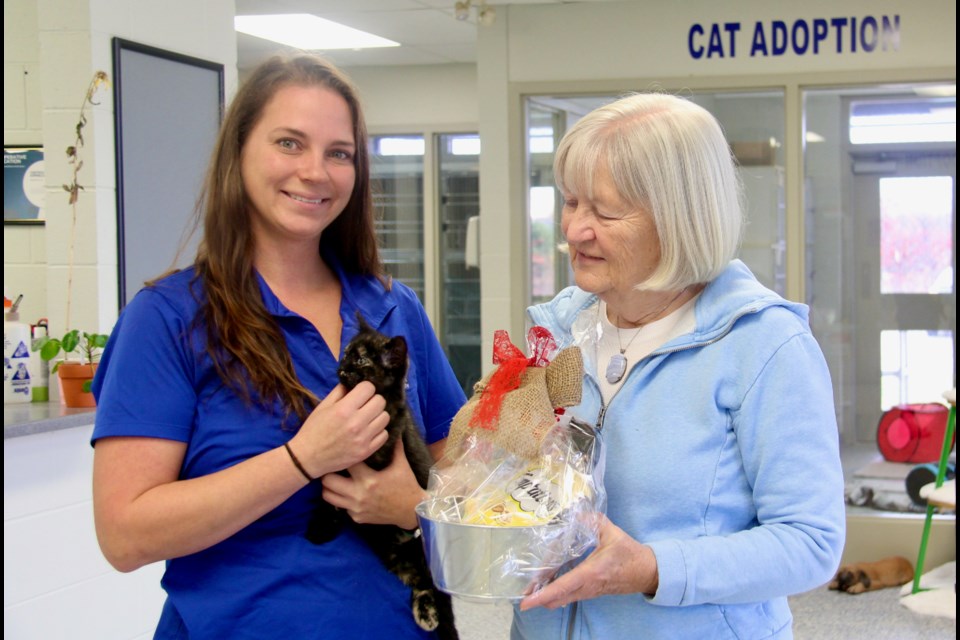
[850,151,956,440]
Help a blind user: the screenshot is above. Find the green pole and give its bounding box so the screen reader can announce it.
[911,402,956,594]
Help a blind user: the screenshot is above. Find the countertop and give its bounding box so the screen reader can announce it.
[4,402,96,439]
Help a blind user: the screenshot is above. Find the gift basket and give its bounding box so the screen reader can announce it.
[417,327,606,601]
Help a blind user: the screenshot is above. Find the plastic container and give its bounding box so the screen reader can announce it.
[4,308,33,403]
[877,403,953,463]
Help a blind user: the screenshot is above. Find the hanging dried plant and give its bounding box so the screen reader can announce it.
[60,70,110,331]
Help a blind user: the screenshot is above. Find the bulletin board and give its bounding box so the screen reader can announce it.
[112,38,224,307]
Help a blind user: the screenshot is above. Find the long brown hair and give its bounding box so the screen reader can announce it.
[194,54,382,420]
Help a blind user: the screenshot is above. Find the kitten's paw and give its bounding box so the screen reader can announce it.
[412,588,440,631]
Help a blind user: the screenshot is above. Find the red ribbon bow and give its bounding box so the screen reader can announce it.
[470,327,557,429]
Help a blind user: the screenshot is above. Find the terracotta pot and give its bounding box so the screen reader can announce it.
[57,362,98,408]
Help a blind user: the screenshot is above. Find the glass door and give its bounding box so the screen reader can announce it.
[526,100,567,305]
[371,135,426,301]
[804,85,956,443]
[437,133,482,394]
[370,132,482,394]
[851,153,955,438]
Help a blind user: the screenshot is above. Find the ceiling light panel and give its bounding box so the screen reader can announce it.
[235,14,400,50]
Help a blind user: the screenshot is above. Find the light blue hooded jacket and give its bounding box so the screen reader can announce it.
[512,260,845,640]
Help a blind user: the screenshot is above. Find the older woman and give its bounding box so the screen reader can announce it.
[514,94,845,639]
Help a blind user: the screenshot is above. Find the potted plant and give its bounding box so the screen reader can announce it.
[32,70,111,408]
[35,330,109,407]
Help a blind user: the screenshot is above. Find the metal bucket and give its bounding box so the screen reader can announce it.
[416,498,570,601]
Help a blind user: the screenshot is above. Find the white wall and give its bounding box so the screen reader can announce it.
[4,0,47,328]
[504,1,954,81]
[3,0,238,360]
[332,63,479,130]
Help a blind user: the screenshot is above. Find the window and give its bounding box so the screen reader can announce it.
[849,95,956,144]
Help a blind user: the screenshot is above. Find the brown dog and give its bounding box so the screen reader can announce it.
[828,556,915,594]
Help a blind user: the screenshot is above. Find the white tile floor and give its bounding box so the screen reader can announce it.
[453,599,513,640]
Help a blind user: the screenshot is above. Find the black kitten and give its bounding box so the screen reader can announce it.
[305,314,458,640]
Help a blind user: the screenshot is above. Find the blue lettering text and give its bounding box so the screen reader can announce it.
[750,21,768,56]
[688,23,705,59]
[695,15,901,59]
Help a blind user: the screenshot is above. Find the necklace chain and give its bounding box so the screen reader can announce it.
[615,321,644,355]
[606,288,688,385]
[618,287,689,329]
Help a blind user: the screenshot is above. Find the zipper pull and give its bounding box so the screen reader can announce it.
[597,404,607,430]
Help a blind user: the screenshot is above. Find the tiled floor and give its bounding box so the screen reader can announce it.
[454,599,513,640]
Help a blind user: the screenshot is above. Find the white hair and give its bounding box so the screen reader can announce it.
[554,93,744,290]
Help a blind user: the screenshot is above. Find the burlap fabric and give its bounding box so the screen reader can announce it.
[447,346,584,460]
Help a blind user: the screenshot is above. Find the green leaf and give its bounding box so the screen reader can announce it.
[39,339,63,361]
[61,330,80,353]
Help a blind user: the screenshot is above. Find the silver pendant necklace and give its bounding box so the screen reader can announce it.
[605,288,688,385]
[605,325,641,384]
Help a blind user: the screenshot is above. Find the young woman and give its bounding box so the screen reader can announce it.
[91,54,465,639]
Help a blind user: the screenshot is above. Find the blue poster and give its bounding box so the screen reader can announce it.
[4,147,45,221]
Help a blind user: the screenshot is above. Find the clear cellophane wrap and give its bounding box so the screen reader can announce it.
[423,327,606,588]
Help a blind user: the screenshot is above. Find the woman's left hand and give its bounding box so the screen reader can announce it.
[519,515,659,611]
[320,439,424,530]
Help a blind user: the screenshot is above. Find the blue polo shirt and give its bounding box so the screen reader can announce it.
[92,262,466,639]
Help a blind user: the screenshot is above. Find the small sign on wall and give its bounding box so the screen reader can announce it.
[4,146,45,225]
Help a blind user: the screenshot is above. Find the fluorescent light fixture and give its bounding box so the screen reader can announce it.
[235,14,399,50]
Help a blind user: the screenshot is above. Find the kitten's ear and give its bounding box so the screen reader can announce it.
[383,336,408,368]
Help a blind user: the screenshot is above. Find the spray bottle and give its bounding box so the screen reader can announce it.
[4,295,33,403]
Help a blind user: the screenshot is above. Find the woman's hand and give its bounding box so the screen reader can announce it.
[321,438,425,530]
[519,516,659,611]
[93,383,394,572]
[289,382,391,479]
